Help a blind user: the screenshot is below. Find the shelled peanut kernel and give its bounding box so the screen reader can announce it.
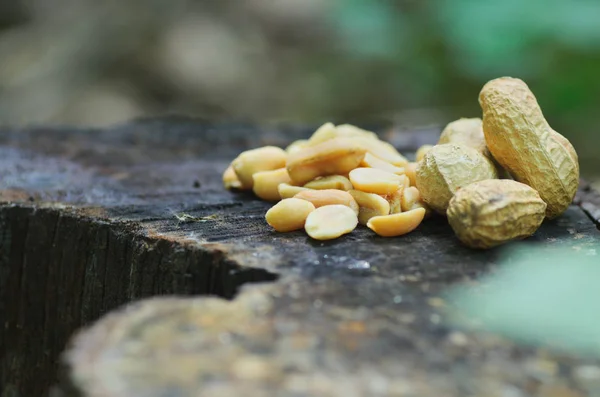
[305,205,358,240]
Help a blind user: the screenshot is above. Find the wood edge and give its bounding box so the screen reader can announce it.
[575,179,600,228]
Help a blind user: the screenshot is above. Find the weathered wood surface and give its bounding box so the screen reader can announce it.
[0,117,599,397]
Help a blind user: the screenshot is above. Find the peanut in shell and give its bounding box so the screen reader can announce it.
[479,77,579,218]
[415,143,498,214]
[447,179,547,249]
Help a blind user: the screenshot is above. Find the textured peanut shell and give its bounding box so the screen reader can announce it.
[479,77,579,218]
[415,144,498,214]
[415,145,434,163]
[447,179,547,249]
[438,118,490,157]
[439,117,514,179]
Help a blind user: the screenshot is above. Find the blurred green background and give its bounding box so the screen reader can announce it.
[0,0,598,182]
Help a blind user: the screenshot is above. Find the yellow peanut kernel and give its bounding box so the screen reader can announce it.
[350,136,408,167]
[401,174,410,188]
[294,189,359,214]
[265,198,316,232]
[278,183,310,199]
[382,176,410,214]
[401,186,433,217]
[232,146,287,189]
[401,186,420,212]
[416,145,434,162]
[335,124,380,141]
[286,138,367,185]
[307,122,339,145]
[252,168,292,201]
[308,123,380,146]
[360,152,405,174]
[311,122,408,165]
[304,175,353,191]
[349,190,391,225]
[223,165,243,190]
[304,205,358,240]
[349,167,404,195]
[367,207,426,237]
[384,188,403,215]
[286,139,310,155]
[405,162,418,187]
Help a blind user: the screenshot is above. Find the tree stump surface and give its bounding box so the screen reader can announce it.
[0,117,599,397]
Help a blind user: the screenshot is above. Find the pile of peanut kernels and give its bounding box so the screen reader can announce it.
[223,77,580,249]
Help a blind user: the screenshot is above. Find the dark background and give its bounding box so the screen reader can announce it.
[0,0,598,183]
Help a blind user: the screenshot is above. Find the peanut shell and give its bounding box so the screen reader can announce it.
[439,118,489,157]
[415,143,498,214]
[447,179,547,249]
[479,77,579,218]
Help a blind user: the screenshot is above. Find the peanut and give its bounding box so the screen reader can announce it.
[286,139,310,155]
[308,123,379,146]
[294,189,359,214]
[401,186,432,217]
[304,205,358,240]
[335,124,380,141]
[447,179,547,249]
[416,143,498,214]
[415,145,434,162]
[232,146,287,189]
[306,122,407,166]
[405,162,418,187]
[401,186,421,212]
[349,167,405,195]
[367,207,426,237]
[479,77,580,218]
[304,175,353,191]
[383,178,409,214]
[386,190,402,214]
[307,122,339,145]
[353,137,408,167]
[401,174,410,188]
[278,183,310,199]
[286,138,367,185]
[223,165,243,190]
[349,190,390,225]
[391,175,411,213]
[360,152,405,174]
[438,118,490,157]
[252,168,292,201]
[265,198,316,232]
[439,117,513,179]
[550,130,579,167]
